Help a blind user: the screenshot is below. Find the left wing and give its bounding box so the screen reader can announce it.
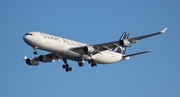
[127,27,167,44]
[71,28,167,54]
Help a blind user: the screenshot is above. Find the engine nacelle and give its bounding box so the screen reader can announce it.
[39,55,53,62]
[119,39,132,47]
[26,58,39,66]
[84,46,98,54]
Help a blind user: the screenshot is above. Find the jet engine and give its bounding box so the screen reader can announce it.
[84,46,98,54]
[119,39,132,47]
[26,58,39,66]
[39,55,53,62]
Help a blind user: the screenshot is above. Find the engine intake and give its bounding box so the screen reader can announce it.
[26,58,39,66]
[119,39,132,47]
[39,55,53,62]
[84,46,98,54]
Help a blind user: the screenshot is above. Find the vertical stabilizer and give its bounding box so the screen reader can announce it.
[113,32,129,54]
[120,32,129,40]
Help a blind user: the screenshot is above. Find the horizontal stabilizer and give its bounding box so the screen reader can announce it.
[123,51,151,58]
[24,56,27,60]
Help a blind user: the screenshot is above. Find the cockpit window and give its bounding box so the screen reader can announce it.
[25,33,33,36]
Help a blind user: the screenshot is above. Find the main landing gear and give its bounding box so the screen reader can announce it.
[87,54,97,67]
[78,61,84,67]
[62,58,72,72]
[88,60,97,67]
[91,62,97,67]
[61,59,97,72]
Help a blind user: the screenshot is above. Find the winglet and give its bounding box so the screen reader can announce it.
[160,27,167,34]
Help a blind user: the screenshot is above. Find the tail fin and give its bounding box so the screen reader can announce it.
[120,32,129,40]
[113,32,129,54]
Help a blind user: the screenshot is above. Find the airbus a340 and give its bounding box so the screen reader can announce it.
[23,28,167,72]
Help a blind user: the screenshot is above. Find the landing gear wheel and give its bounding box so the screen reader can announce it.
[65,67,72,72]
[62,65,66,69]
[62,64,69,69]
[65,68,69,72]
[91,61,97,67]
[91,64,94,67]
[65,64,69,68]
[79,63,84,67]
[94,63,97,67]
[34,51,38,55]
[88,60,92,64]
[69,67,72,72]
[79,64,81,67]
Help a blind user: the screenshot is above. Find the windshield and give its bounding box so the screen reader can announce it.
[25,33,33,36]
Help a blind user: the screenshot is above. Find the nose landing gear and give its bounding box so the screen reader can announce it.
[33,46,38,55]
[34,51,38,55]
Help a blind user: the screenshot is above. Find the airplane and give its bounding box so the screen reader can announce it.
[23,28,167,72]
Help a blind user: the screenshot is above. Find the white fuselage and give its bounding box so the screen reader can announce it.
[23,32,123,64]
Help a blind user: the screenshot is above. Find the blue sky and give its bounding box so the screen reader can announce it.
[0,0,180,97]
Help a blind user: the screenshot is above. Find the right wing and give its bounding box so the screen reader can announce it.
[24,53,62,65]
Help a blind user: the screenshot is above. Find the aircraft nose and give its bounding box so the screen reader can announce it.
[23,33,34,44]
[23,34,29,42]
[23,34,27,42]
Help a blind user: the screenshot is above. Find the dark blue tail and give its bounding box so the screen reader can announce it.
[113,32,129,54]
